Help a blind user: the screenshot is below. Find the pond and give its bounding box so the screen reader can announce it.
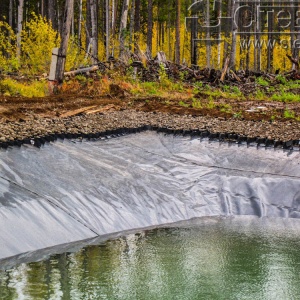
[1,216,300,300]
[0,132,300,299]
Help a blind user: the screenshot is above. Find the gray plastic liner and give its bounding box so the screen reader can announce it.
[0,131,300,262]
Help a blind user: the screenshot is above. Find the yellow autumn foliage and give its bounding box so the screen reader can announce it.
[0,11,296,76]
[0,21,18,72]
[21,14,59,75]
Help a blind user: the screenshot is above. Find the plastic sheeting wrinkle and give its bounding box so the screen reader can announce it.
[0,174,99,236]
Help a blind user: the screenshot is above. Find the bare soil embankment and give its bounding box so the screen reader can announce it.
[0,94,299,148]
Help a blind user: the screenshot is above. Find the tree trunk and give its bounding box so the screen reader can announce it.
[230,0,238,70]
[134,0,140,54]
[90,0,98,64]
[40,0,44,16]
[147,0,153,57]
[17,0,24,61]
[129,0,135,51]
[254,0,261,71]
[106,0,110,59]
[48,0,56,29]
[295,1,300,63]
[86,0,91,50]
[111,0,118,56]
[112,0,118,36]
[9,0,13,28]
[78,0,83,45]
[267,0,274,72]
[119,0,130,59]
[55,0,74,83]
[191,0,198,65]
[205,0,210,67]
[222,0,231,67]
[214,0,221,67]
[175,0,181,64]
[291,2,297,69]
[168,0,172,60]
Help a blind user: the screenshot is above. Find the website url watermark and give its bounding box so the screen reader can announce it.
[239,38,300,49]
[186,0,300,46]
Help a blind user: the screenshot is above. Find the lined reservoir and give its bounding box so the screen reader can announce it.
[0,132,300,298]
[2,217,300,299]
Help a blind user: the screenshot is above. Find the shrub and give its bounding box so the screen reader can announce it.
[0,78,47,97]
[21,14,59,75]
[0,21,18,72]
[256,77,269,86]
[283,109,295,119]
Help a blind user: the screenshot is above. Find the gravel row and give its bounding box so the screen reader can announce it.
[0,110,299,148]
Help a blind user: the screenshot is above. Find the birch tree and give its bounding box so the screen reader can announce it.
[119,0,130,59]
[16,0,24,61]
[129,0,135,51]
[55,0,74,83]
[134,0,140,54]
[230,0,238,70]
[90,0,98,64]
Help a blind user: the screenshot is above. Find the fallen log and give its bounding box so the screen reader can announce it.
[64,65,100,76]
[85,104,117,114]
[59,106,97,118]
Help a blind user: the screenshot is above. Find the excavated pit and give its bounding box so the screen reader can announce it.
[0,131,300,268]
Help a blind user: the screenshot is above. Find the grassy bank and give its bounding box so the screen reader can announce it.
[1,72,300,122]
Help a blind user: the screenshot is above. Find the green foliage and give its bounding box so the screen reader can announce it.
[286,81,300,89]
[271,92,300,102]
[192,98,202,108]
[222,85,230,92]
[141,82,159,95]
[255,89,267,100]
[0,78,47,97]
[158,64,172,89]
[256,77,269,86]
[171,82,184,92]
[283,109,295,119]
[206,96,216,109]
[276,75,287,85]
[233,111,242,118]
[178,100,189,107]
[231,86,242,96]
[179,71,188,81]
[75,74,87,84]
[219,103,232,113]
[194,81,203,90]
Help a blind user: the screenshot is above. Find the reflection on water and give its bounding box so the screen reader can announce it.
[1,217,300,299]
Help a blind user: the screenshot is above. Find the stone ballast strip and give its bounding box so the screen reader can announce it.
[0,110,299,150]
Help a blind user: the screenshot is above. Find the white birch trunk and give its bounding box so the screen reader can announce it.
[78,0,83,44]
[119,0,130,59]
[17,0,24,60]
[55,0,74,83]
[90,0,98,64]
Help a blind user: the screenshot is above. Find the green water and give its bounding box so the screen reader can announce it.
[1,217,300,300]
